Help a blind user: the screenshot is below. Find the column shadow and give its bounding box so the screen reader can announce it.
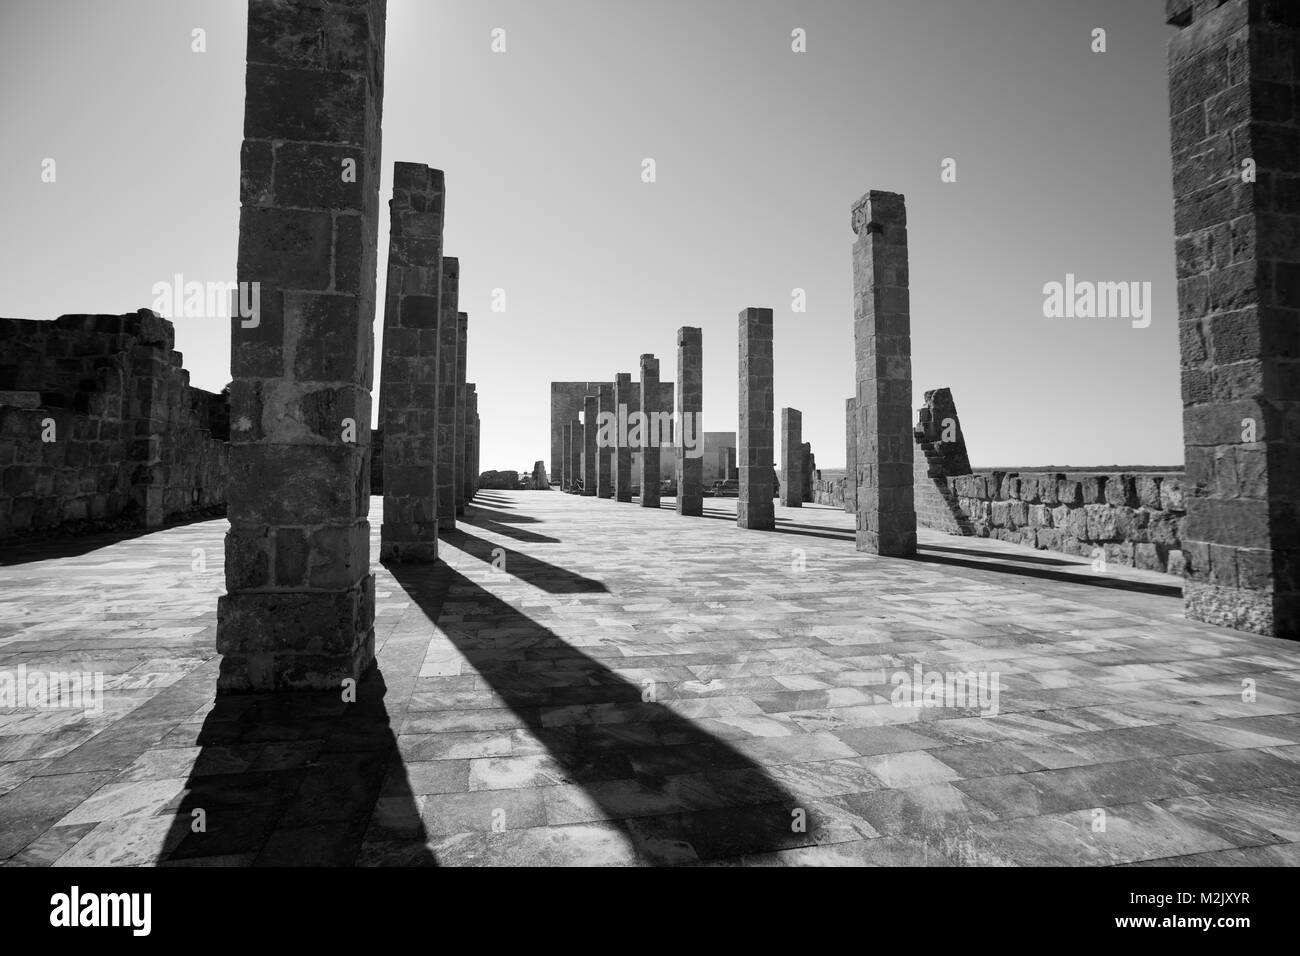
[389,562,832,865]
[911,550,1183,597]
[155,667,436,866]
[442,528,604,593]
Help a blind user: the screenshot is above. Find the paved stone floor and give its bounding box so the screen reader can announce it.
[2,490,1299,866]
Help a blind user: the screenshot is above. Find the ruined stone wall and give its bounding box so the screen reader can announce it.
[0,310,228,541]
[950,472,1186,574]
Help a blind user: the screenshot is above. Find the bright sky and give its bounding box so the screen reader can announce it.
[0,0,1184,470]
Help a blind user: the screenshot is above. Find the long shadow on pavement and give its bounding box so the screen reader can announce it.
[156,667,435,866]
[388,562,832,865]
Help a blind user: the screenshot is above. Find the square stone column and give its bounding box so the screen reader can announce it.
[569,418,583,494]
[851,190,916,556]
[218,0,387,693]
[435,258,459,530]
[1168,0,1300,638]
[738,307,775,529]
[596,383,614,498]
[454,311,467,515]
[676,326,703,516]
[639,354,662,508]
[463,384,478,506]
[613,372,634,502]
[780,407,803,508]
[379,162,443,563]
[582,395,598,496]
[844,397,858,514]
[560,422,572,491]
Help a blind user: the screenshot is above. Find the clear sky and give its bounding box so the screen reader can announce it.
[0,0,1184,471]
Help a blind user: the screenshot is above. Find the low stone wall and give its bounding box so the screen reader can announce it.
[0,310,228,541]
[950,472,1186,574]
[812,477,847,508]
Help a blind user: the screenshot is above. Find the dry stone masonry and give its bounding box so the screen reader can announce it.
[217,0,387,693]
[780,407,803,508]
[676,326,703,516]
[639,354,662,508]
[378,162,443,563]
[454,312,467,515]
[912,387,973,535]
[0,311,227,541]
[852,190,916,557]
[435,257,460,530]
[596,383,614,498]
[582,394,597,496]
[613,372,634,502]
[1167,0,1300,638]
[738,307,775,530]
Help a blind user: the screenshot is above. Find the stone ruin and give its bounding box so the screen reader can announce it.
[2,0,1296,707]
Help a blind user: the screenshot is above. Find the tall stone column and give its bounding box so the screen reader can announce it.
[582,395,598,496]
[639,354,661,508]
[780,407,803,508]
[844,397,858,514]
[569,418,582,494]
[218,0,387,692]
[852,190,916,556]
[454,312,467,515]
[596,383,614,498]
[676,326,703,516]
[379,162,443,563]
[435,258,459,530]
[560,422,572,491]
[613,372,634,502]
[738,307,775,529]
[463,384,478,506]
[1168,0,1300,638]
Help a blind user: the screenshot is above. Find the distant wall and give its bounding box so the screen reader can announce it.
[0,310,228,541]
[950,471,1186,574]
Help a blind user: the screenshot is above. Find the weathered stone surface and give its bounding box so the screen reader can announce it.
[675,327,703,516]
[435,259,459,530]
[550,381,608,482]
[582,395,597,496]
[737,308,774,530]
[1169,0,1300,638]
[568,418,582,495]
[454,312,468,515]
[639,355,662,508]
[780,408,803,508]
[380,162,443,564]
[596,383,614,499]
[852,190,916,556]
[844,397,857,514]
[218,0,386,692]
[613,372,635,503]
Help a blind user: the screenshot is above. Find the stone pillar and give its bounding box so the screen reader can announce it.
[844,397,858,514]
[560,422,572,490]
[454,312,467,515]
[596,383,614,498]
[801,443,815,503]
[780,407,803,508]
[569,418,582,494]
[379,162,443,563]
[851,190,916,556]
[738,307,775,530]
[676,326,703,516]
[435,258,459,531]
[218,0,386,693]
[613,372,634,502]
[639,354,661,508]
[1168,0,1300,638]
[463,384,478,506]
[582,395,598,496]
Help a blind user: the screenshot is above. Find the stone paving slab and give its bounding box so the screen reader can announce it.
[1,491,1298,866]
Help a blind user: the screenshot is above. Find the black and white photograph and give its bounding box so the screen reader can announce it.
[0,0,1294,928]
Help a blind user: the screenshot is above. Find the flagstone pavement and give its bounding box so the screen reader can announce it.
[2,489,1299,866]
